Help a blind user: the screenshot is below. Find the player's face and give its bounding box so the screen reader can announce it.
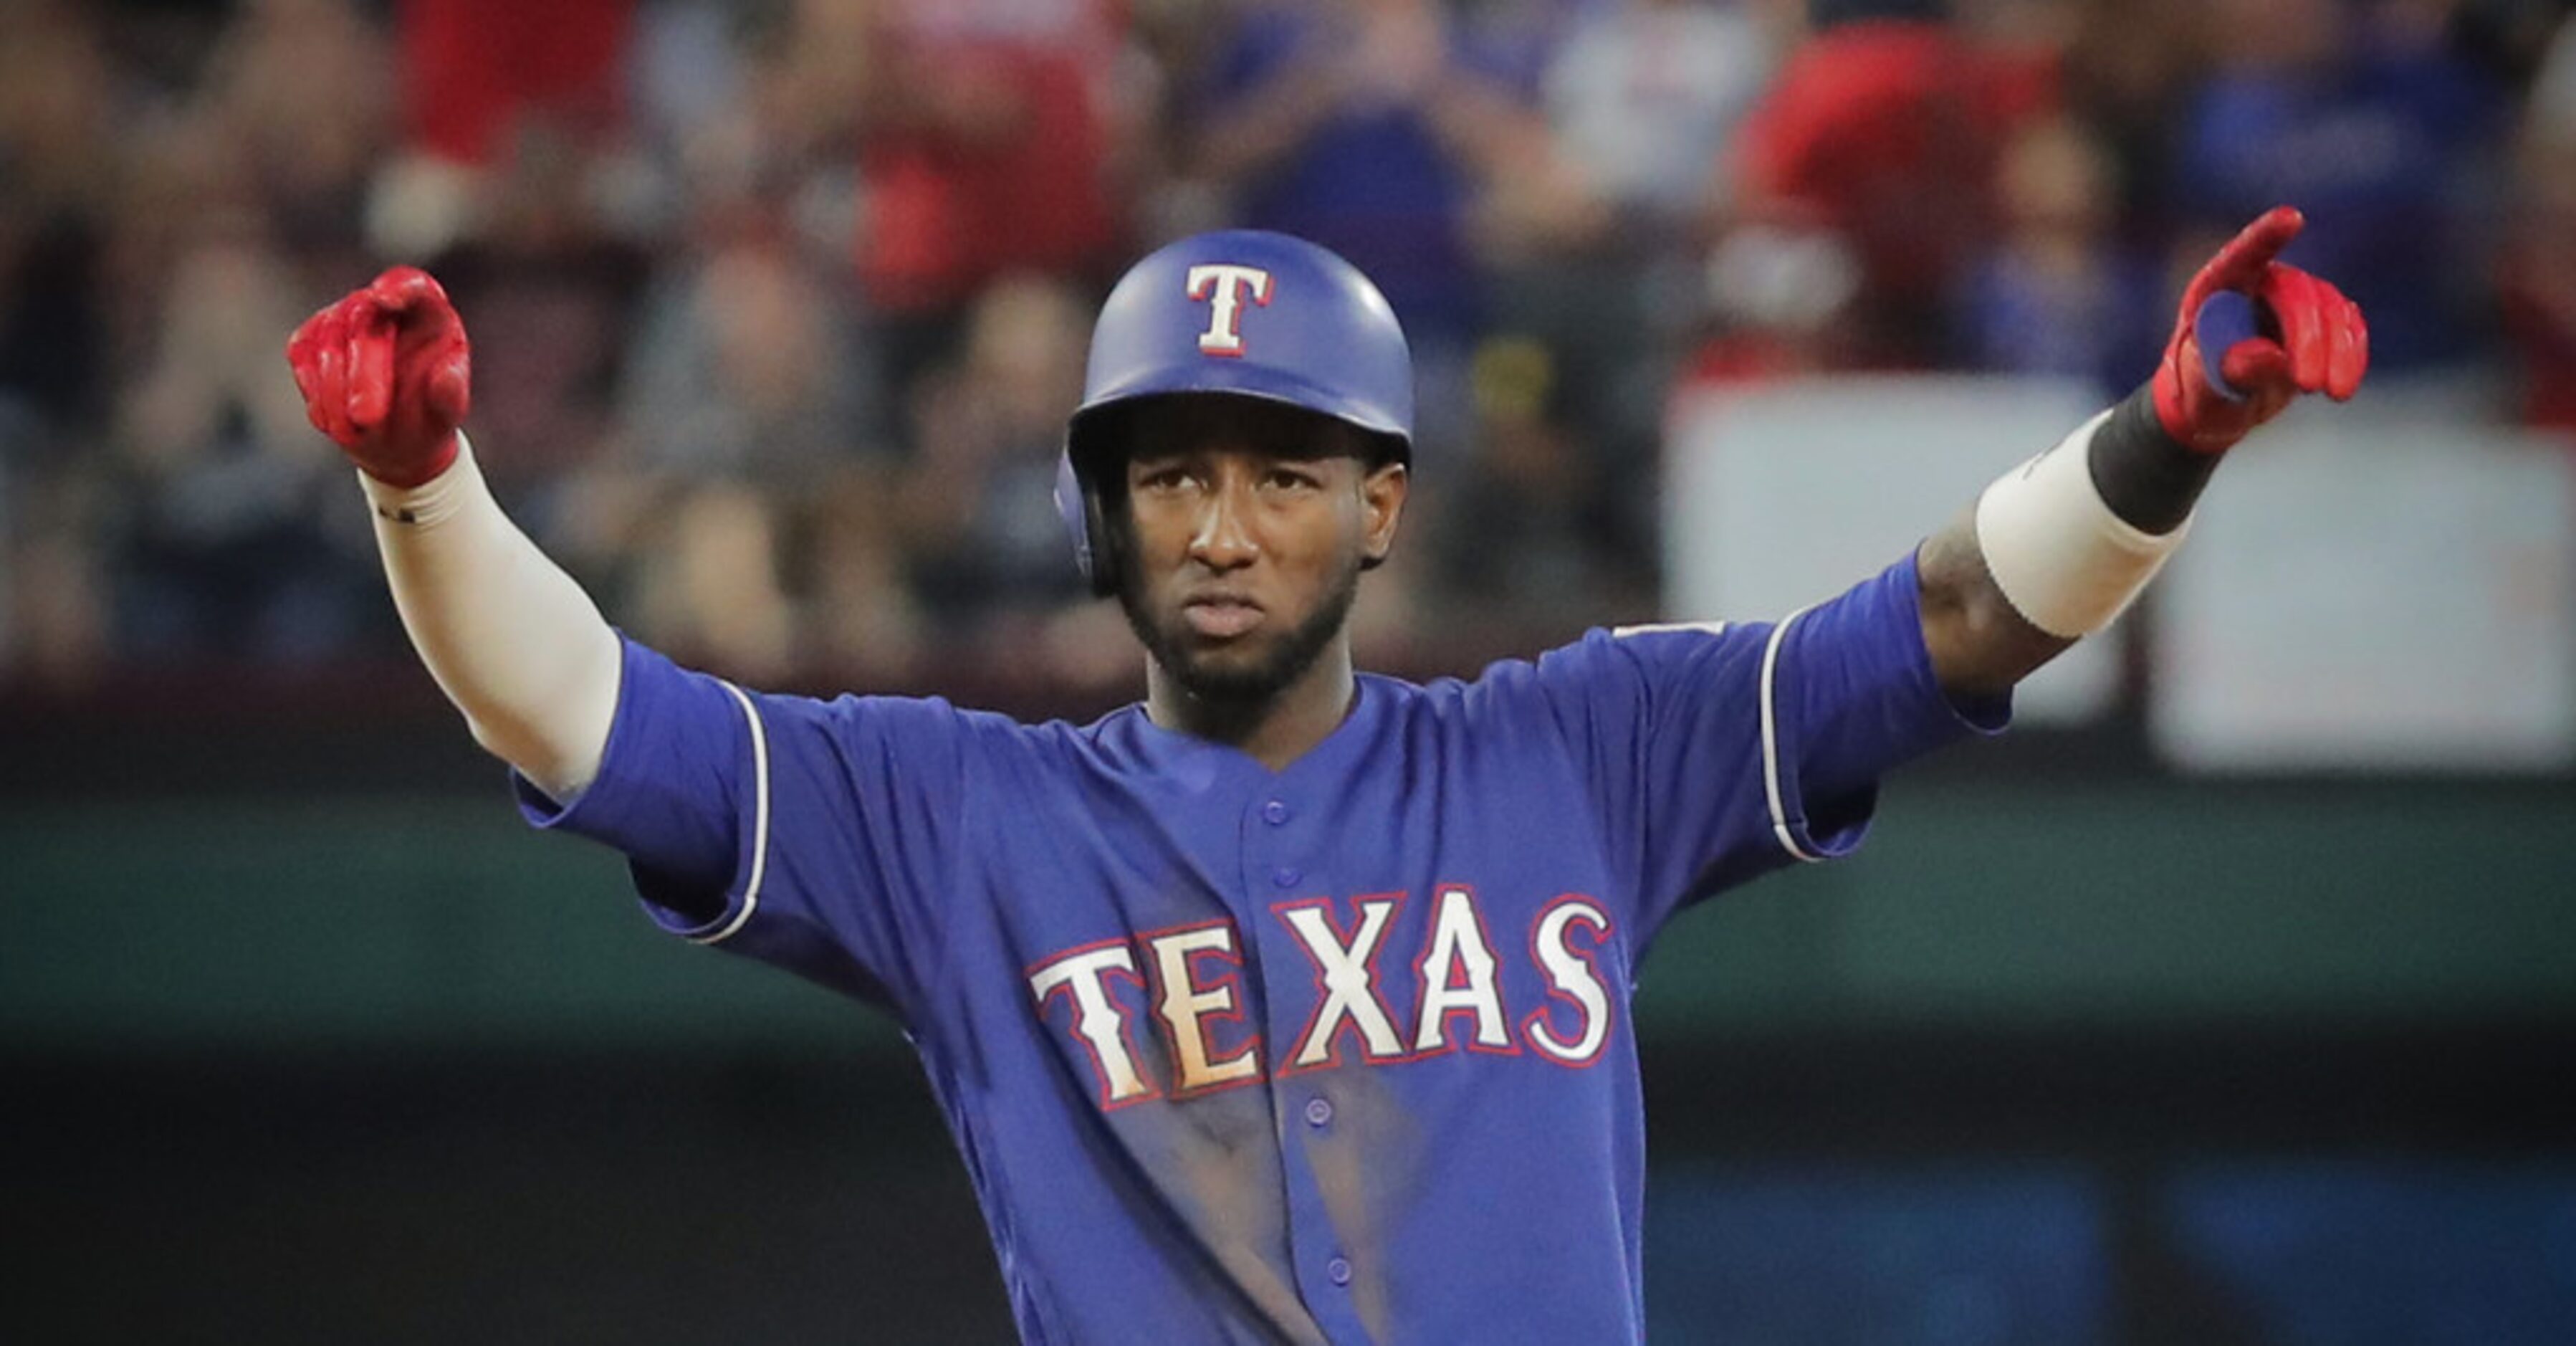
[1112,398,1407,703]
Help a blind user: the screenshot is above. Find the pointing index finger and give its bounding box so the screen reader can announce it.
[2201,206,2307,299]
[366,265,447,319]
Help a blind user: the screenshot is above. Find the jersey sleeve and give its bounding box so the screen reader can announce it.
[514,636,967,1018]
[1534,553,2008,942]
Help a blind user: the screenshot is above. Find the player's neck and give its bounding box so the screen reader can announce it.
[1146,649,1356,772]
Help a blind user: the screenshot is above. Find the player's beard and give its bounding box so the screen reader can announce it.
[1116,550,1364,707]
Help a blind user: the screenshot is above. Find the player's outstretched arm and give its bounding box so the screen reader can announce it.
[1917,206,2369,698]
[286,267,623,800]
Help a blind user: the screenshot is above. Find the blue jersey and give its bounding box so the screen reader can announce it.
[523,554,2002,1343]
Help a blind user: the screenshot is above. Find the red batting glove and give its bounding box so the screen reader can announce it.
[2151,206,2370,455]
[284,267,471,488]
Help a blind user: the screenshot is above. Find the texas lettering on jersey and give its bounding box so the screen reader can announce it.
[1027,885,1616,1109]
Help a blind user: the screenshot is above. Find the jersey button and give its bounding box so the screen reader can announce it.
[1262,800,1291,825]
[1326,1256,1353,1287]
[1273,867,1301,889]
[1304,1097,1333,1127]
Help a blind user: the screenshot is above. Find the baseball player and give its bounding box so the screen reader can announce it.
[285,209,2364,1342]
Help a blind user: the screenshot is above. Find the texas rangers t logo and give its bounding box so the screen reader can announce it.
[1186,264,1273,356]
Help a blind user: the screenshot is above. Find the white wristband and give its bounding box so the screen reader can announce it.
[359,431,479,526]
[1973,409,2189,639]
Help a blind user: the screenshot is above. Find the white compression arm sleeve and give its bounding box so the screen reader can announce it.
[360,434,622,800]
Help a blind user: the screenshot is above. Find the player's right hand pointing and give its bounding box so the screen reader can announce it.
[285,266,471,488]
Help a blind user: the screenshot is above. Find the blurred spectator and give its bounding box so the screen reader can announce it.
[1520,0,1791,583]
[4,0,2568,694]
[0,196,105,454]
[2539,9,2576,128]
[0,0,115,447]
[630,0,751,151]
[1962,114,2165,396]
[624,0,765,232]
[112,196,381,662]
[370,0,637,257]
[0,0,117,214]
[1,1,126,684]
[891,272,1125,681]
[423,128,652,530]
[2446,0,2576,87]
[2168,0,2512,386]
[1189,0,1584,459]
[621,1,862,290]
[196,0,396,269]
[1422,335,1655,654]
[1732,0,2049,369]
[595,203,892,682]
[851,0,1131,399]
[1545,0,1783,238]
[401,0,634,166]
[1192,0,1479,338]
[2497,15,2576,431]
[1681,210,1868,388]
[2054,0,2198,231]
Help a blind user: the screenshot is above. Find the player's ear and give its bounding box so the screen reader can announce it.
[1359,459,1407,568]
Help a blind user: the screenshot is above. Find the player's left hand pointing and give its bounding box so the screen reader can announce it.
[285,266,472,488]
[2152,206,2370,455]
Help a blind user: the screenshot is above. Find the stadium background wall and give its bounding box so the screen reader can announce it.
[6,758,2572,1342]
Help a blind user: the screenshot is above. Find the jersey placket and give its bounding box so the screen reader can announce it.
[1240,783,1376,1341]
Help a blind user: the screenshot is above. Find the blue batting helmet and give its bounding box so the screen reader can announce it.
[1055,229,1414,596]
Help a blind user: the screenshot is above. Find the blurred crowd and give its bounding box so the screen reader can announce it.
[1,0,2572,695]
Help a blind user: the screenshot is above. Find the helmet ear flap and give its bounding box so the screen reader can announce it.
[1055,436,1125,599]
[1051,447,1095,593]
[1083,474,1123,601]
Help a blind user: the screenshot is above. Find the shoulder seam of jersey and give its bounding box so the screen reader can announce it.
[1759,607,1824,864]
[690,680,771,944]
